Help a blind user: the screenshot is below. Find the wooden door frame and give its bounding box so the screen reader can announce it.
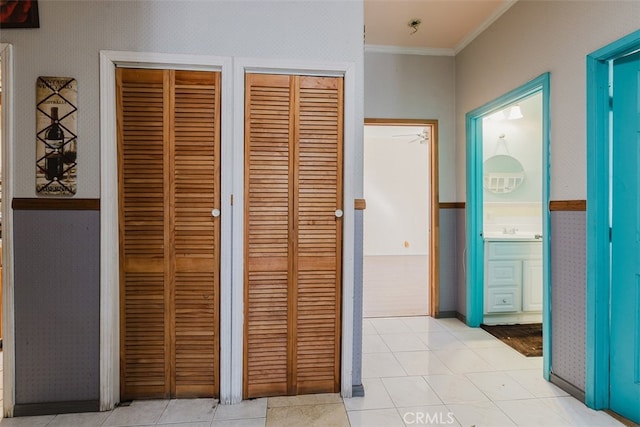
[363,119,440,316]
[99,51,233,410]
[233,58,358,400]
[585,29,640,411]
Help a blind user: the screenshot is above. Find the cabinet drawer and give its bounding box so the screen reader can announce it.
[487,241,541,260]
[486,287,522,313]
[486,260,522,286]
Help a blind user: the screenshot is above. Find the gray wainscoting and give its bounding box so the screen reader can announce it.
[455,209,466,318]
[438,207,460,315]
[14,209,100,412]
[352,209,364,396]
[550,210,586,393]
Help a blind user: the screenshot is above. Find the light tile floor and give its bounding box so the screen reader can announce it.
[0,317,627,426]
[347,316,624,427]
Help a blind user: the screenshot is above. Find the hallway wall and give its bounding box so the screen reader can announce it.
[364,52,458,313]
[455,0,640,394]
[550,210,586,392]
[455,0,640,201]
[1,0,364,413]
[14,209,99,412]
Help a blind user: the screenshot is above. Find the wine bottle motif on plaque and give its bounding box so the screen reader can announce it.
[44,107,65,181]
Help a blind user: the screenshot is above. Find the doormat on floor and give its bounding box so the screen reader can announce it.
[480,323,542,357]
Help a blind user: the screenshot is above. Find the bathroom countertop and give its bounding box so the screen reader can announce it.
[483,232,542,242]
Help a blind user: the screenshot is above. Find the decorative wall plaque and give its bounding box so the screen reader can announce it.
[0,0,40,29]
[36,77,77,196]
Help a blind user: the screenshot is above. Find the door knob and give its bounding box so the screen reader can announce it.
[211,208,221,218]
[335,209,343,218]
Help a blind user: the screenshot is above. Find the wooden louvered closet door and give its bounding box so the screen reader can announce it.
[244,73,343,398]
[117,68,221,400]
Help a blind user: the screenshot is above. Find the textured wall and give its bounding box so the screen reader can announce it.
[14,210,100,404]
[550,211,586,392]
[455,0,640,201]
[455,0,640,398]
[364,52,456,201]
[437,207,466,317]
[2,0,365,406]
[438,208,458,313]
[364,52,457,316]
[352,211,364,393]
[456,209,467,317]
[1,0,364,198]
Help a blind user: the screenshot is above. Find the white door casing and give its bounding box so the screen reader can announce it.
[100,51,357,409]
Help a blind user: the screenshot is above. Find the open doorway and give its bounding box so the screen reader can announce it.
[481,92,543,326]
[363,119,439,318]
[465,73,551,377]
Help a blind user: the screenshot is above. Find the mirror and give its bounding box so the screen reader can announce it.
[483,154,525,193]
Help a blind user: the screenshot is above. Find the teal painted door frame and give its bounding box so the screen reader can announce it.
[586,29,640,412]
[465,73,551,379]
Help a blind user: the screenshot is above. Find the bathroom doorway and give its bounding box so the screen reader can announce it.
[481,92,544,326]
[465,74,551,376]
[363,119,439,318]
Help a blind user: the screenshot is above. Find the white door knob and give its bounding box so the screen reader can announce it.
[211,208,221,218]
[335,209,343,218]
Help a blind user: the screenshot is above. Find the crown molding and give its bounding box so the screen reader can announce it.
[365,0,518,58]
[454,0,518,54]
[365,44,455,57]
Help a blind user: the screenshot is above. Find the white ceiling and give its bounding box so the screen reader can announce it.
[365,0,517,55]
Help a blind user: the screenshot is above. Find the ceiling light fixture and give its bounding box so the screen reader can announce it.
[408,18,421,35]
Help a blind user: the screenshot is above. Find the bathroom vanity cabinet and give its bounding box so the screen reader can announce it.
[484,239,542,325]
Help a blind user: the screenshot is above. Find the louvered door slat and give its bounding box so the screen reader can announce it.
[173,71,220,397]
[245,74,292,398]
[118,68,220,401]
[295,76,342,394]
[245,74,342,398]
[118,68,169,399]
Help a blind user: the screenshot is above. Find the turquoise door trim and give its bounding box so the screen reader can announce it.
[586,28,640,411]
[465,73,551,379]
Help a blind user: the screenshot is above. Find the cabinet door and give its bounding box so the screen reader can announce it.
[486,260,522,286]
[522,259,543,312]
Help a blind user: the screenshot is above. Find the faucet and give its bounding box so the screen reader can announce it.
[502,227,518,235]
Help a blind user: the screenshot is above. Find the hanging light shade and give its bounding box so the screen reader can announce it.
[508,105,523,120]
[488,110,506,121]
